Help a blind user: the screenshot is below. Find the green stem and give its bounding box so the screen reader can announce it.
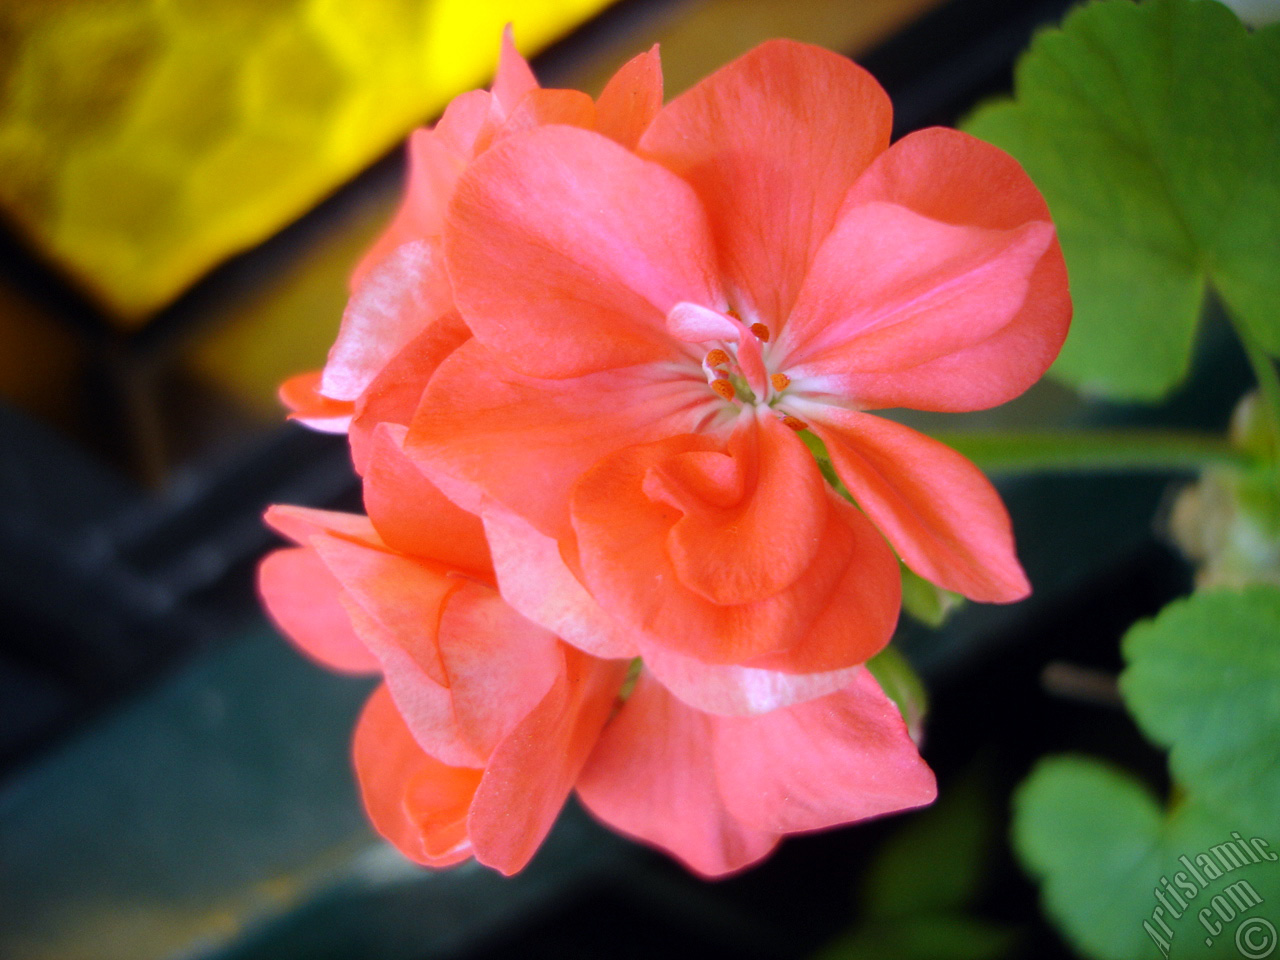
[927,429,1250,475]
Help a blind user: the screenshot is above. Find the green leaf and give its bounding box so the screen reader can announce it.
[1015,757,1166,960]
[965,0,1280,400]
[1121,586,1280,832]
[1014,756,1280,960]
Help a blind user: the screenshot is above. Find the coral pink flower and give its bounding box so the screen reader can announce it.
[259,34,1068,878]
[408,40,1069,710]
[260,423,933,876]
[281,28,663,462]
[259,425,629,873]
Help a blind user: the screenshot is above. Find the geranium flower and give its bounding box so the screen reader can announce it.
[260,423,933,876]
[406,40,1070,709]
[258,33,1067,878]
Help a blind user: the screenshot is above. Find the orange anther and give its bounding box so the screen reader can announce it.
[726,308,742,321]
[780,414,808,431]
[770,372,791,391]
[750,322,771,342]
[705,348,730,368]
[711,379,737,401]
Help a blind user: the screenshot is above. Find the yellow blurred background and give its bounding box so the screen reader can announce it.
[0,0,612,320]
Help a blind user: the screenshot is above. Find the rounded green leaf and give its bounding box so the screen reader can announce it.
[1015,756,1166,960]
[1014,756,1280,960]
[1121,586,1280,832]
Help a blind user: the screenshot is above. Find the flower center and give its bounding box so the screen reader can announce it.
[704,347,758,403]
[666,300,809,430]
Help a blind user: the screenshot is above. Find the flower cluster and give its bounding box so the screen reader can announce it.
[259,30,1069,877]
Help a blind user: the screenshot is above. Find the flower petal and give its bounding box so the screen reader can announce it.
[639,645,864,716]
[435,580,565,760]
[433,88,497,157]
[445,125,721,378]
[594,46,663,149]
[491,25,539,116]
[739,493,900,676]
[499,88,596,137]
[807,408,1030,603]
[302,515,567,766]
[363,422,491,578]
[571,420,900,670]
[468,649,627,874]
[322,240,454,402]
[713,668,937,834]
[835,250,1068,412]
[350,130,466,290]
[408,337,710,539]
[778,201,1054,375]
[309,537,458,658]
[279,371,352,433]
[309,533,468,752]
[257,547,379,674]
[579,668,933,877]
[576,671,778,878]
[348,310,471,474]
[342,597,481,767]
[640,39,891,329]
[665,301,740,342]
[645,413,827,605]
[814,128,1071,411]
[263,504,381,550]
[481,507,640,660]
[353,686,480,868]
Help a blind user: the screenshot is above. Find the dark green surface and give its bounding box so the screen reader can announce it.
[222,803,636,960]
[0,631,374,960]
[0,626,642,960]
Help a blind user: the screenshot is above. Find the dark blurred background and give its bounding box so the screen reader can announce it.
[0,1,1249,957]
